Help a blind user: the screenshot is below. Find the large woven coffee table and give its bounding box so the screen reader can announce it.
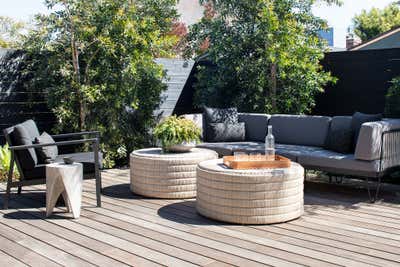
[196,159,304,224]
[130,148,218,199]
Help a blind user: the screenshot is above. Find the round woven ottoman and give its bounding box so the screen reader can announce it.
[196,159,304,224]
[130,148,218,199]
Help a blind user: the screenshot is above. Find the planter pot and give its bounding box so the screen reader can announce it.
[164,141,196,153]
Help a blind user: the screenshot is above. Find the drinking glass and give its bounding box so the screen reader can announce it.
[234,152,247,161]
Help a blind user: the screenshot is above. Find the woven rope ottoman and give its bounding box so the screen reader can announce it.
[130,148,218,198]
[196,159,304,224]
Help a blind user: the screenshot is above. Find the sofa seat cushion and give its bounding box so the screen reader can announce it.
[275,144,323,162]
[270,115,331,147]
[23,152,103,180]
[298,150,380,177]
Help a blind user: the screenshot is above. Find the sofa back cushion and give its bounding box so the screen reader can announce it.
[269,115,331,147]
[324,116,353,154]
[238,113,270,142]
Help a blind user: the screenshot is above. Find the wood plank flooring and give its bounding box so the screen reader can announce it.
[0,168,399,267]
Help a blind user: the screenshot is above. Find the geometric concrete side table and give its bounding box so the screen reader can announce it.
[46,163,83,219]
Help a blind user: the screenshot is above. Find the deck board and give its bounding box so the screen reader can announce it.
[0,168,400,267]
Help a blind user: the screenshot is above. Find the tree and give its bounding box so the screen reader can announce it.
[185,0,336,114]
[0,16,25,48]
[385,77,400,118]
[23,0,179,167]
[353,2,400,42]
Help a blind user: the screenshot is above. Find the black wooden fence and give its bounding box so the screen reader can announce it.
[0,49,57,144]
[313,48,400,116]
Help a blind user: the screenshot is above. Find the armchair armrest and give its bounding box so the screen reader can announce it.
[379,129,400,173]
[8,138,98,151]
[51,131,100,139]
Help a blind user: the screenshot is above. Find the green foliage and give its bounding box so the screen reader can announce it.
[353,3,400,42]
[385,77,400,118]
[21,0,179,167]
[0,16,26,48]
[185,0,336,114]
[154,116,201,152]
[0,144,18,181]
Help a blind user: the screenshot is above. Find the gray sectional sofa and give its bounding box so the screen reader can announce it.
[184,113,400,201]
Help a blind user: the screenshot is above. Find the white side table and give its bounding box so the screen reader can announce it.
[46,163,83,219]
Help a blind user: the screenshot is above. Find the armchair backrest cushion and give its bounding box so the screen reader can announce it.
[270,115,331,147]
[355,119,400,161]
[10,123,38,170]
[238,113,270,142]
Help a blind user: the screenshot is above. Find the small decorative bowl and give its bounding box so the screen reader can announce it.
[63,157,74,165]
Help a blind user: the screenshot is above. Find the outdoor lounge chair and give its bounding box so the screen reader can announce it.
[2,120,102,209]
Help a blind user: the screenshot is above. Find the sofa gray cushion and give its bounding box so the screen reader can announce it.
[34,132,58,163]
[206,122,246,142]
[325,116,353,154]
[11,124,38,170]
[204,107,239,124]
[298,149,380,177]
[351,112,382,149]
[238,113,270,142]
[355,119,400,161]
[269,115,331,147]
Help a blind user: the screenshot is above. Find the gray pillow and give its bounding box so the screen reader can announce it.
[325,128,353,154]
[351,112,382,148]
[34,132,58,163]
[12,125,38,170]
[206,123,245,142]
[204,107,239,124]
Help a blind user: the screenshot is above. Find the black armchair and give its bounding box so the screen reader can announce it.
[3,120,102,209]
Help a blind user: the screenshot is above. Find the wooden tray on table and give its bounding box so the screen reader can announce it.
[223,155,291,170]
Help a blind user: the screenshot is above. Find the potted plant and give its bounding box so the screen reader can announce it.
[154,116,201,153]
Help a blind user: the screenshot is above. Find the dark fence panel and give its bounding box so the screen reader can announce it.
[314,48,400,116]
[0,49,57,144]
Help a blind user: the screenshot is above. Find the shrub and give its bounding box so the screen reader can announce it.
[0,144,19,181]
[385,77,400,118]
[21,0,180,167]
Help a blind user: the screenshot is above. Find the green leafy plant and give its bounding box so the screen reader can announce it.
[0,144,19,181]
[185,0,337,114]
[18,0,180,167]
[153,116,201,152]
[385,77,400,118]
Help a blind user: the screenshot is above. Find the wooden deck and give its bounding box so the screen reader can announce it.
[0,169,400,267]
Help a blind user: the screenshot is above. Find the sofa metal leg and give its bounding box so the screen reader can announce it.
[17,186,22,194]
[328,175,332,183]
[366,176,382,203]
[94,141,101,207]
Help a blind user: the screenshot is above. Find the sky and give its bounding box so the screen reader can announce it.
[0,0,396,48]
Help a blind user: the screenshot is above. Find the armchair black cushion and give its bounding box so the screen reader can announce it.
[24,152,103,180]
[34,132,58,163]
[11,124,38,170]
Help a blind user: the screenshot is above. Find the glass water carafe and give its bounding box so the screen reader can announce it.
[265,125,275,161]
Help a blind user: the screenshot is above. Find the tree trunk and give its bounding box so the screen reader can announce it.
[270,63,277,112]
[64,0,85,131]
